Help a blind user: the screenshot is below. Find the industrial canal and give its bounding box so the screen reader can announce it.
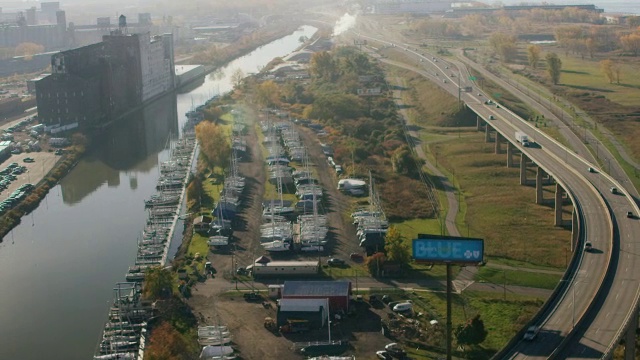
[0,25,317,360]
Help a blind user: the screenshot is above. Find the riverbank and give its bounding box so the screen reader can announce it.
[0,136,84,239]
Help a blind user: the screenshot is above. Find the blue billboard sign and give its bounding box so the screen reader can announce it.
[413,236,484,264]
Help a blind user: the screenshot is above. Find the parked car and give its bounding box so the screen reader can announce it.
[523,326,539,341]
[350,253,364,262]
[327,258,345,266]
[385,343,407,359]
[392,302,413,313]
[23,157,35,163]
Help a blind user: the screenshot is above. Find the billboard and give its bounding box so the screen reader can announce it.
[413,235,484,264]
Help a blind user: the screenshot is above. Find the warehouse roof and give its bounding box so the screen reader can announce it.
[282,281,351,297]
[279,298,328,312]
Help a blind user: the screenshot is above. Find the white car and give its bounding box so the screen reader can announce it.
[392,302,413,312]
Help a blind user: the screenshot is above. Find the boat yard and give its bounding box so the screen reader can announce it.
[93,109,199,360]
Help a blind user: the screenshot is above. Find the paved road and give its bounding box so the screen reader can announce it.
[354,33,640,359]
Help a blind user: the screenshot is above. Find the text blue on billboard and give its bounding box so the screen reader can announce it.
[413,237,484,264]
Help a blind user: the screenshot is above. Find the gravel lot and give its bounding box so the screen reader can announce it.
[187,107,391,359]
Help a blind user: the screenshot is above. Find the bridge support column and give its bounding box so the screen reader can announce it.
[485,125,491,143]
[520,154,527,185]
[495,133,502,154]
[536,167,544,204]
[555,184,563,226]
[625,310,638,360]
[571,209,578,252]
[476,116,482,131]
[506,142,513,167]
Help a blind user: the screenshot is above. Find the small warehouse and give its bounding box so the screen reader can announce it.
[276,298,328,329]
[282,281,352,312]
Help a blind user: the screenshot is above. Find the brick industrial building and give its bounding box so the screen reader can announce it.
[35,15,175,130]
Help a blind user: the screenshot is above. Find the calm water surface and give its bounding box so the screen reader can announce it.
[0,25,316,360]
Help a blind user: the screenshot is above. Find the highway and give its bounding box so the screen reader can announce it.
[353,31,640,359]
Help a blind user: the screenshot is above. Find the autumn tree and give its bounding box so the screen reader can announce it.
[620,32,640,56]
[255,80,280,108]
[366,252,385,276]
[186,175,203,210]
[527,45,542,69]
[488,32,517,62]
[384,226,411,265]
[600,59,615,83]
[309,51,338,81]
[145,322,189,360]
[143,266,174,300]
[455,315,488,351]
[230,68,245,89]
[15,42,44,60]
[195,121,231,174]
[545,53,562,85]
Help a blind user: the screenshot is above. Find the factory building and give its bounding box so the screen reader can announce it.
[0,3,68,50]
[35,15,174,130]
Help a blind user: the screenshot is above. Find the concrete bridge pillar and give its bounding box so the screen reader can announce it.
[571,209,578,252]
[555,184,563,226]
[507,142,513,167]
[485,124,491,143]
[495,133,502,154]
[536,167,544,204]
[520,154,527,185]
[625,309,638,360]
[476,116,482,131]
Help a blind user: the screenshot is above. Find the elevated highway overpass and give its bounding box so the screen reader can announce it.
[354,32,640,359]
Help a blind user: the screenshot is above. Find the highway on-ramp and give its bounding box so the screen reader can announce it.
[354,31,640,359]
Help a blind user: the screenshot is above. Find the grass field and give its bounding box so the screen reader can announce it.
[368,288,545,358]
[476,266,561,290]
[555,55,640,107]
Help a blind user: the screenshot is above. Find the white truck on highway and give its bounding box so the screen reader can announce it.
[515,131,531,147]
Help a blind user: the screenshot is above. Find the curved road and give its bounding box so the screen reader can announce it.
[354,31,640,359]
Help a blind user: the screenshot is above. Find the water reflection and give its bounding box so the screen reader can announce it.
[60,94,178,204]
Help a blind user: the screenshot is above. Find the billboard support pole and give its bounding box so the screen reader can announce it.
[447,263,452,360]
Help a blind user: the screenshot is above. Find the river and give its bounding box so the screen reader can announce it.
[0,25,317,360]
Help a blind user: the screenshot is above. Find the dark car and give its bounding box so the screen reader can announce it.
[627,211,634,219]
[23,157,35,163]
[385,343,407,359]
[327,258,345,266]
[350,253,364,262]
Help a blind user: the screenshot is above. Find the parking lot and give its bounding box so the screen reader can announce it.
[0,151,58,201]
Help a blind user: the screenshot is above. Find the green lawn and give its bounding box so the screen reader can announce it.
[557,56,640,107]
[476,266,561,290]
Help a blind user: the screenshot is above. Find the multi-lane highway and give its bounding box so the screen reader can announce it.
[354,32,640,358]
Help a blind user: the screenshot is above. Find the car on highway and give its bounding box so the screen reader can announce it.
[584,241,593,252]
[489,115,495,120]
[478,93,482,96]
[610,187,618,194]
[443,79,447,83]
[588,167,596,173]
[327,258,345,266]
[523,326,539,341]
[627,211,634,218]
